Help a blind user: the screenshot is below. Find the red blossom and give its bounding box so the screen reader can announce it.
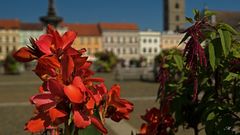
[13,25,133,134]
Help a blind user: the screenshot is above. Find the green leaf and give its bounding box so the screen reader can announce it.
[208,42,216,70]
[179,33,189,45]
[204,10,216,17]
[207,112,216,121]
[77,124,102,135]
[218,29,231,57]
[185,17,193,23]
[219,23,239,35]
[173,55,183,71]
[224,72,240,81]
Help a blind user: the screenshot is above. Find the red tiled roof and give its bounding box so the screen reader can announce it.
[0,19,20,29]
[20,23,43,30]
[98,23,138,31]
[64,23,101,36]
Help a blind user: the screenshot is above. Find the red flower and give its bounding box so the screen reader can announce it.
[13,25,133,134]
[138,108,174,135]
[105,84,134,122]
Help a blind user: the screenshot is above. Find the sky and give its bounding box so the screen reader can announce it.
[0,0,239,31]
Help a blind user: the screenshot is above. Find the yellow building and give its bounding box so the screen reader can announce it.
[65,24,102,60]
[0,19,20,60]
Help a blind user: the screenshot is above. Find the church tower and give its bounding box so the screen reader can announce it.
[163,0,185,32]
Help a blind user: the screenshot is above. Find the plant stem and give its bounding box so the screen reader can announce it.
[64,122,70,135]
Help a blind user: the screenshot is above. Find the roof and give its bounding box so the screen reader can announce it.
[98,23,139,31]
[0,19,20,29]
[20,23,43,30]
[213,10,240,29]
[64,23,101,36]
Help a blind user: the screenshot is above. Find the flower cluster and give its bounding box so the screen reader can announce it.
[13,25,133,134]
[137,98,174,135]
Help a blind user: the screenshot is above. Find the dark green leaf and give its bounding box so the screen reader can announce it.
[173,55,183,71]
[207,112,216,121]
[204,10,216,17]
[185,17,193,23]
[179,33,189,45]
[208,42,216,70]
[219,23,239,35]
[218,29,231,57]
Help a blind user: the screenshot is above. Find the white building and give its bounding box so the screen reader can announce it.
[99,23,140,66]
[139,30,161,65]
[161,31,185,50]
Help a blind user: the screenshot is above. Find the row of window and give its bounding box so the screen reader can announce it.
[142,47,158,54]
[163,39,180,44]
[0,36,17,43]
[0,46,17,53]
[105,36,138,44]
[86,48,99,55]
[79,37,100,45]
[142,38,159,44]
[107,47,138,55]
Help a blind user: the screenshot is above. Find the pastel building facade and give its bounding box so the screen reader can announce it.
[65,24,103,60]
[0,19,21,60]
[139,30,161,65]
[99,23,140,65]
[161,31,185,50]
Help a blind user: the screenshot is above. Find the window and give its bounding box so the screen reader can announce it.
[12,37,16,43]
[154,39,158,43]
[95,38,98,44]
[80,37,84,44]
[143,48,146,53]
[122,48,126,54]
[176,25,180,31]
[143,39,147,43]
[0,46,2,53]
[175,3,179,9]
[88,48,91,54]
[123,37,126,43]
[110,37,114,43]
[176,15,180,21]
[154,48,158,53]
[117,48,121,54]
[149,48,152,53]
[6,36,9,43]
[6,46,9,53]
[129,37,133,43]
[149,39,152,43]
[130,48,133,54]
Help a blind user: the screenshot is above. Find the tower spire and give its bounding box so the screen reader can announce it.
[40,0,63,28]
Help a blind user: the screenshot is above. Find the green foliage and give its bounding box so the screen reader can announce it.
[155,10,240,135]
[94,51,118,72]
[4,52,21,74]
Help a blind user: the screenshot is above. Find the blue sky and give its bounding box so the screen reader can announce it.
[0,0,239,31]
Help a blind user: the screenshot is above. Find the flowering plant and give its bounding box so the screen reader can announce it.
[13,25,133,135]
[137,10,240,135]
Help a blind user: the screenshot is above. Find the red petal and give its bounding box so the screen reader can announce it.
[13,47,36,62]
[64,84,84,103]
[25,115,45,132]
[35,34,53,55]
[30,93,56,111]
[62,30,77,50]
[91,117,108,134]
[73,110,91,128]
[47,25,63,50]
[47,79,65,98]
[61,54,74,83]
[72,76,87,92]
[49,108,67,122]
